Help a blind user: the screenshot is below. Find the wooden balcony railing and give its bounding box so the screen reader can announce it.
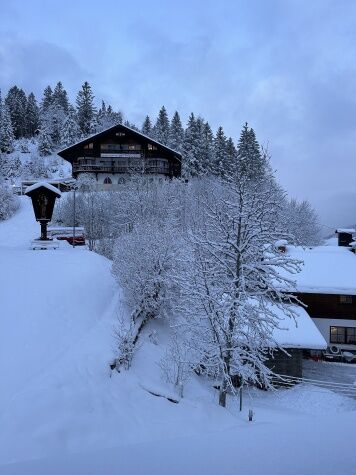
[72,163,171,175]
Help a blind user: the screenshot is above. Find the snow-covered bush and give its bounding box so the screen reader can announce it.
[0,181,19,221]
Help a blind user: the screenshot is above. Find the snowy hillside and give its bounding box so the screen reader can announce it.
[1,199,356,474]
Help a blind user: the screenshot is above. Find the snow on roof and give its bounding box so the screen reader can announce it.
[281,245,356,295]
[335,228,356,234]
[25,182,62,197]
[271,304,326,349]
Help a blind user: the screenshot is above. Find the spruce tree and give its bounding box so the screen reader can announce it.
[168,111,184,152]
[60,107,81,147]
[225,137,237,176]
[142,115,152,136]
[201,121,214,173]
[212,126,227,176]
[37,127,53,156]
[5,86,27,138]
[76,81,96,136]
[0,101,15,153]
[182,113,200,176]
[40,86,53,112]
[52,82,69,113]
[237,123,266,181]
[153,106,170,145]
[25,93,40,137]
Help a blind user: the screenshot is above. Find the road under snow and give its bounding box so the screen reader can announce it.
[1,198,356,475]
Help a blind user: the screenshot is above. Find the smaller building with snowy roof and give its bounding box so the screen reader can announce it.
[279,241,356,358]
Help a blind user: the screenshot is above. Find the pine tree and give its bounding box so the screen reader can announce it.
[237,123,266,181]
[40,86,53,112]
[60,107,81,148]
[141,115,152,136]
[52,82,69,113]
[0,100,15,153]
[76,81,96,136]
[201,121,214,173]
[37,127,53,156]
[25,93,40,137]
[153,106,170,145]
[96,101,122,131]
[168,111,184,152]
[212,126,227,176]
[5,86,27,139]
[225,137,237,176]
[182,113,199,176]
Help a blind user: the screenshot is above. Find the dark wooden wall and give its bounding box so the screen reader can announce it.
[266,348,303,379]
[297,293,356,320]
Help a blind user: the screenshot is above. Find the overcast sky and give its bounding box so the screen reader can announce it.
[1,0,355,230]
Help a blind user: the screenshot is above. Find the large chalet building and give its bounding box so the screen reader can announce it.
[58,124,182,187]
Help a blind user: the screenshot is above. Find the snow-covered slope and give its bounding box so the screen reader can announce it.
[1,199,356,474]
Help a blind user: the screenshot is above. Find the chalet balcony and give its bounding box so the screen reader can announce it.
[72,158,171,176]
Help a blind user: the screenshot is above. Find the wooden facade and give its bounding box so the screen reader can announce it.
[296,293,356,320]
[58,124,182,183]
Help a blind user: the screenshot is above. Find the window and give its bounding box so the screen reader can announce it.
[115,132,125,137]
[148,143,157,151]
[84,142,93,150]
[347,327,356,344]
[340,295,353,304]
[330,326,356,344]
[330,326,346,343]
[103,177,112,184]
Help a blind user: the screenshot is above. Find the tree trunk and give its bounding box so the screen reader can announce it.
[219,378,227,407]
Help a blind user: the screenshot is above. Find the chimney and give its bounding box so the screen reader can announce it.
[335,229,355,247]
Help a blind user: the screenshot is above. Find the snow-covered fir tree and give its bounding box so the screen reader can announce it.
[237,123,266,180]
[37,126,53,156]
[96,101,123,131]
[5,86,27,139]
[168,111,184,152]
[212,126,227,176]
[141,115,152,136]
[0,98,15,153]
[52,82,69,113]
[40,85,53,112]
[153,106,170,145]
[60,106,81,148]
[25,93,40,137]
[182,113,200,176]
[76,81,96,136]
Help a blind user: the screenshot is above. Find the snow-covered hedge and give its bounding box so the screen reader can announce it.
[0,182,20,221]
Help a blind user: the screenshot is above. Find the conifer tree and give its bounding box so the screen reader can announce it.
[60,107,81,148]
[76,81,96,136]
[182,113,199,176]
[168,111,184,152]
[201,121,214,173]
[25,93,40,137]
[5,86,27,139]
[0,100,15,153]
[37,127,53,156]
[225,137,237,176]
[237,123,266,181]
[212,126,227,176]
[52,82,69,113]
[153,106,170,145]
[40,86,53,112]
[141,115,152,136]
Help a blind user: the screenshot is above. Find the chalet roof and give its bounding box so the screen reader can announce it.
[280,245,356,295]
[25,182,62,197]
[335,228,356,234]
[57,123,182,160]
[271,304,326,349]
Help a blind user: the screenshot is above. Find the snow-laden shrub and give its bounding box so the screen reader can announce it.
[0,181,20,221]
